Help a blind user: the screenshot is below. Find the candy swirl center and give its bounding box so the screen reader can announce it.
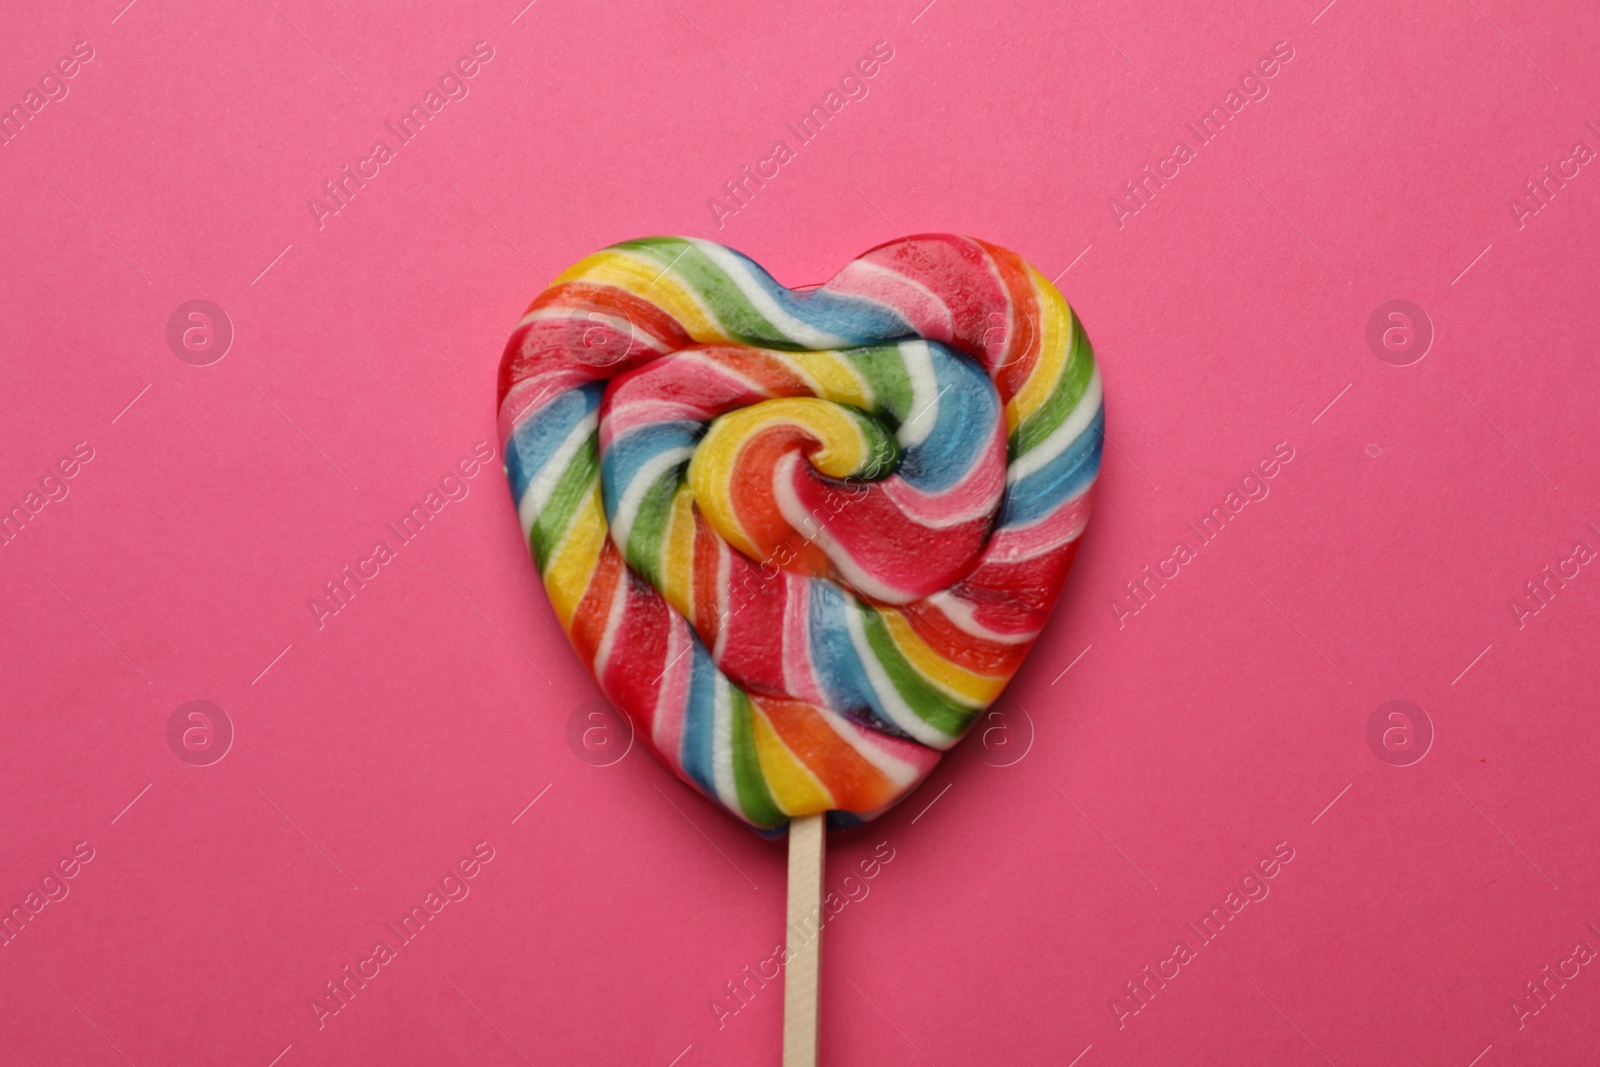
[601,340,1005,610]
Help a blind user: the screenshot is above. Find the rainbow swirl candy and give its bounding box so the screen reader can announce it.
[497,236,1102,830]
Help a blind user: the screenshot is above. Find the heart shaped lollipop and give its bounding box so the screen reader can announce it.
[497,235,1101,1060]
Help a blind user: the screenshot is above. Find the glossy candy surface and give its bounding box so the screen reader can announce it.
[498,235,1102,829]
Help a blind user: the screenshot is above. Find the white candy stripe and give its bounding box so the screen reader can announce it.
[695,241,850,351]
[1008,368,1103,484]
[843,603,950,748]
[517,411,598,532]
[607,444,694,550]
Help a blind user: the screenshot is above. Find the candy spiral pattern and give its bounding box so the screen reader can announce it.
[498,236,1102,830]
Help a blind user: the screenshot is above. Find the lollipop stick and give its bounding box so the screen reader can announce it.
[783,813,825,1067]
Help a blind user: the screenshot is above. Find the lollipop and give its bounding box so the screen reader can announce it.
[497,235,1101,1062]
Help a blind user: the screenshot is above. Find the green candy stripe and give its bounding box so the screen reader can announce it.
[617,238,788,348]
[1010,311,1095,459]
[621,467,683,590]
[846,345,916,427]
[859,609,979,738]
[728,688,784,827]
[529,440,599,573]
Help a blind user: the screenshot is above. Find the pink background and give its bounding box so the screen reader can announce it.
[3,0,1598,1064]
